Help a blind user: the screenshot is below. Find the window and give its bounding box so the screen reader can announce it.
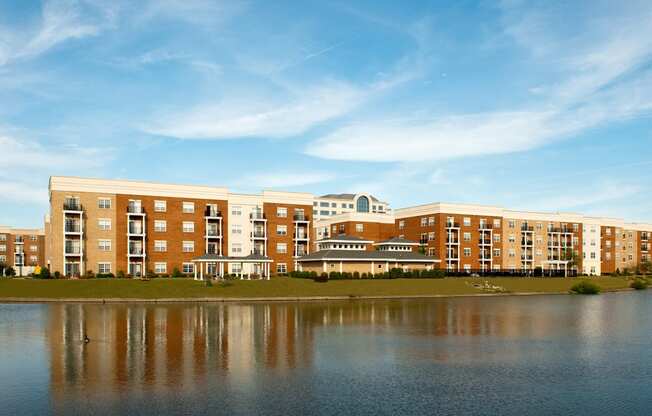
[0,235,5,241]
[182,202,195,213]
[30,245,37,252]
[428,232,435,241]
[606,240,612,248]
[276,225,287,236]
[182,241,194,252]
[339,224,345,233]
[155,262,167,274]
[428,217,435,226]
[98,239,111,251]
[30,235,37,241]
[320,210,329,216]
[319,202,329,207]
[356,196,370,213]
[508,249,516,257]
[493,234,501,242]
[428,248,436,256]
[276,263,287,274]
[98,263,111,274]
[463,248,471,257]
[277,207,287,218]
[0,255,5,263]
[536,249,542,256]
[508,234,515,243]
[590,252,596,259]
[447,216,455,226]
[605,227,612,236]
[154,240,167,252]
[493,249,501,257]
[98,219,111,230]
[573,223,579,232]
[463,232,471,242]
[277,243,287,254]
[421,232,428,242]
[98,198,111,209]
[154,220,167,232]
[29,255,38,263]
[232,224,242,235]
[605,252,611,260]
[399,220,405,230]
[231,206,242,216]
[0,245,5,252]
[421,217,428,226]
[493,219,501,228]
[463,264,471,271]
[356,224,364,232]
[463,217,471,226]
[508,220,515,228]
[232,263,242,273]
[231,243,243,254]
[182,263,194,274]
[331,202,337,208]
[154,200,167,212]
[183,222,195,233]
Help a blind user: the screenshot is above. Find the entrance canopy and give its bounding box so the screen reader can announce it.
[192,253,273,280]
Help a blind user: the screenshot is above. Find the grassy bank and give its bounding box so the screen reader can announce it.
[0,276,633,300]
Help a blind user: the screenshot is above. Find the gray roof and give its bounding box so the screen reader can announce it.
[319,193,382,203]
[319,234,371,242]
[193,253,271,262]
[297,249,440,263]
[375,237,418,245]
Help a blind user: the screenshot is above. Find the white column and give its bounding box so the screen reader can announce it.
[323,261,327,273]
[371,261,374,274]
[339,261,343,273]
[200,262,203,280]
[194,264,197,280]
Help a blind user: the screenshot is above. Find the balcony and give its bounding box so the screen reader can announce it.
[521,225,534,232]
[128,246,144,255]
[521,254,533,261]
[127,205,144,214]
[128,224,144,235]
[294,232,309,240]
[521,239,533,246]
[446,238,459,244]
[251,231,266,238]
[205,229,221,237]
[14,236,23,243]
[65,223,81,233]
[478,224,493,230]
[419,238,428,245]
[204,207,222,218]
[293,214,309,221]
[250,212,265,220]
[446,222,460,228]
[478,238,492,245]
[63,201,82,211]
[641,244,649,252]
[64,246,81,255]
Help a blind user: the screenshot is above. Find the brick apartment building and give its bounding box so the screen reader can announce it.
[0,226,45,276]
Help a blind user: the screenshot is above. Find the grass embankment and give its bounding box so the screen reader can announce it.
[0,277,633,300]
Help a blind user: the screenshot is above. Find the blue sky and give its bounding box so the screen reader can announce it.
[1,0,652,228]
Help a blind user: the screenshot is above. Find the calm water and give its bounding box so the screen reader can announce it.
[1,293,652,415]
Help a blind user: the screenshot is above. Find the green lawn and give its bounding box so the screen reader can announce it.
[0,276,634,300]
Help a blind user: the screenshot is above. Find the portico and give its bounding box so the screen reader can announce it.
[192,253,273,280]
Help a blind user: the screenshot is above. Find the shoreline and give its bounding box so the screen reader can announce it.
[0,287,634,304]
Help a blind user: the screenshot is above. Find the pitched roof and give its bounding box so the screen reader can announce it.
[374,237,418,245]
[319,193,382,202]
[319,234,372,242]
[297,250,440,263]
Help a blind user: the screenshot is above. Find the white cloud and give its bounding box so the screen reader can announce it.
[0,0,109,66]
[520,181,642,212]
[306,3,652,163]
[0,180,47,204]
[0,135,107,170]
[235,171,336,188]
[143,80,366,139]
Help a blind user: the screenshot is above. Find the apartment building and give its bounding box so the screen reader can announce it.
[0,226,45,276]
[313,193,390,221]
[46,176,313,277]
[313,212,396,250]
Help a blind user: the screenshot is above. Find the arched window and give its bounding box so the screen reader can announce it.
[356,196,369,213]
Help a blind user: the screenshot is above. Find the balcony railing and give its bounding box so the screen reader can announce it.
[521,255,533,260]
[521,239,533,246]
[521,225,534,231]
[251,231,265,238]
[293,214,309,221]
[478,238,491,245]
[206,229,221,237]
[294,232,308,239]
[65,224,81,233]
[127,205,144,214]
[446,238,459,244]
[129,247,143,255]
[419,239,428,245]
[478,224,493,230]
[14,236,23,243]
[250,212,265,220]
[65,246,81,254]
[63,201,82,211]
[446,222,460,228]
[128,224,144,234]
[205,207,222,217]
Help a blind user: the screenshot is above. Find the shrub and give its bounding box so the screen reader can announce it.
[171,268,183,278]
[361,273,368,279]
[54,271,61,279]
[116,270,126,279]
[314,272,328,283]
[96,273,115,279]
[34,267,51,279]
[146,269,157,279]
[205,279,213,287]
[630,279,648,290]
[570,280,601,295]
[353,271,360,279]
[5,266,15,277]
[389,268,403,279]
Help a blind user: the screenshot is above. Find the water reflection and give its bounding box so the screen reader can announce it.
[3,293,650,415]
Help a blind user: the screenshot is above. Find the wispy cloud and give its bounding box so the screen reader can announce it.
[306,2,652,162]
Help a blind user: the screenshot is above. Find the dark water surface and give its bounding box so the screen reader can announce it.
[1,293,651,415]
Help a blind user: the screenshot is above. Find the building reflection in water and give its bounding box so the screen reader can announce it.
[45,295,632,410]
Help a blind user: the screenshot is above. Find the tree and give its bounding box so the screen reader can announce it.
[0,262,5,277]
[5,266,15,277]
[639,260,652,276]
